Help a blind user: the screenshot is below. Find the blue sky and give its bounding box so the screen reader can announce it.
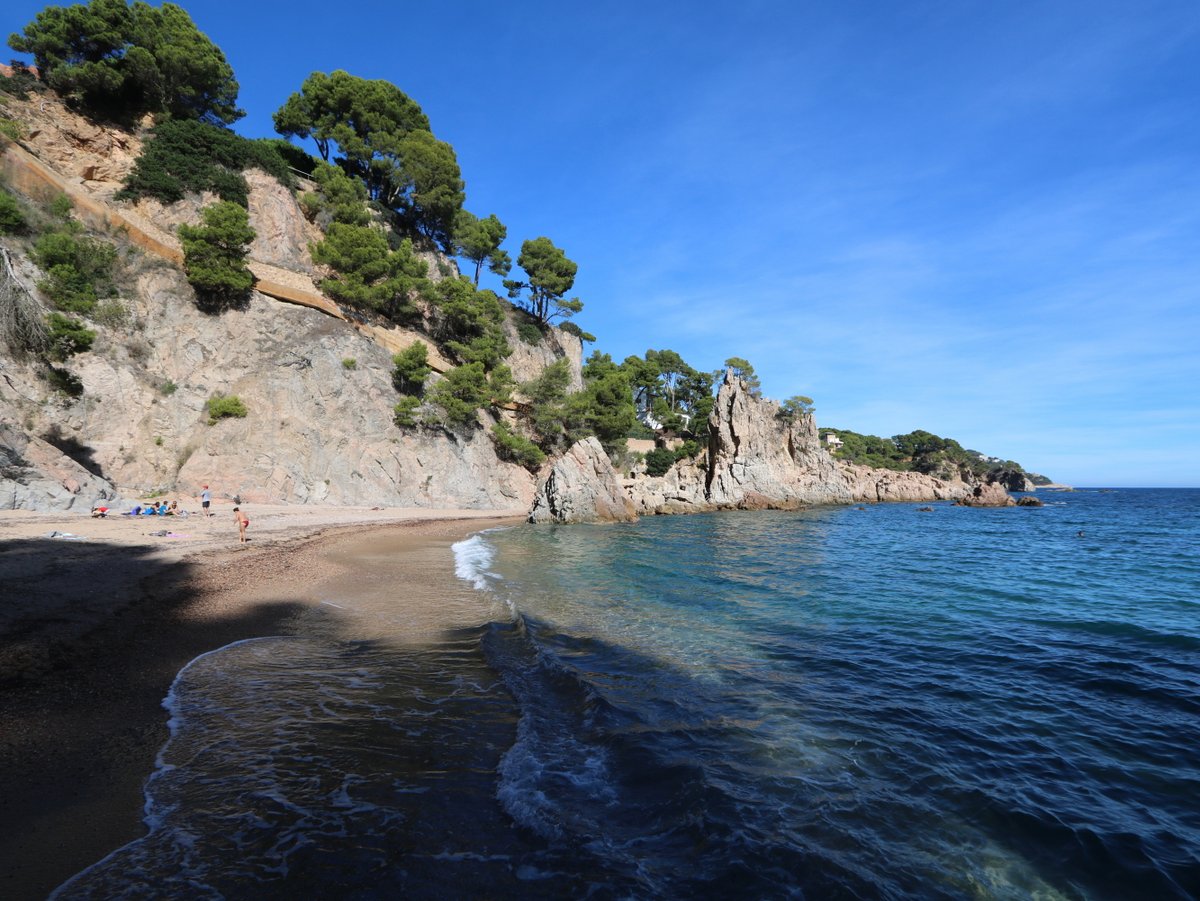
[7,1,1200,485]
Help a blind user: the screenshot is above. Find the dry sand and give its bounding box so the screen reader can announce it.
[0,503,524,900]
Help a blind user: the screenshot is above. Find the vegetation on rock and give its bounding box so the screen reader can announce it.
[452,211,510,286]
[273,70,462,249]
[9,0,242,125]
[644,446,676,477]
[205,393,247,424]
[45,310,94,359]
[178,200,255,306]
[0,189,29,235]
[119,118,295,206]
[622,349,715,436]
[391,342,430,396]
[310,223,428,322]
[30,213,117,314]
[490,421,546,471]
[823,427,1026,480]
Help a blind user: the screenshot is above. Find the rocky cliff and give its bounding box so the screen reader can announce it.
[0,93,579,512]
[533,372,975,524]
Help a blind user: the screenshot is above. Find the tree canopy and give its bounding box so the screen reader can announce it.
[273,70,463,248]
[9,0,242,124]
[622,349,714,434]
[452,211,511,286]
[719,356,761,396]
[503,236,582,326]
[310,223,429,322]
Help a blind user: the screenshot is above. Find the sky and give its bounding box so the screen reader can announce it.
[6,0,1200,486]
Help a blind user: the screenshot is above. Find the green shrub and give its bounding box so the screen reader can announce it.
[392,342,430,395]
[178,201,255,306]
[45,365,83,396]
[48,193,73,220]
[311,223,428,321]
[342,358,357,370]
[516,320,543,345]
[673,440,701,462]
[119,119,294,208]
[0,189,27,234]
[491,421,546,471]
[644,447,676,477]
[0,63,40,100]
[559,321,596,343]
[205,393,248,424]
[393,395,421,428]
[428,365,486,429]
[45,312,95,360]
[0,118,23,143]
[30,223,117,313]
[160,379,178,395]
[92,299,129,328]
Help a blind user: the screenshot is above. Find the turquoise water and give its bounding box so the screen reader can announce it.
[55,489,1200,899]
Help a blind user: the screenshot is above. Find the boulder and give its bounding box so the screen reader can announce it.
[1016,495,1044,507]
[0,422,120,511]
[529,437,637,524]
[956,482,1016,507]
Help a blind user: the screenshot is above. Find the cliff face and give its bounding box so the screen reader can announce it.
[1,261,537,510]
[0,96,574,512]
[703,374,851,509]
[536,372,972,523]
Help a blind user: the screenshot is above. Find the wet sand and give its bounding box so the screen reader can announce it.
[0,506,522,900]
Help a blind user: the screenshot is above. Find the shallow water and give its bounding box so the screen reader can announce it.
[55,489,1200,899]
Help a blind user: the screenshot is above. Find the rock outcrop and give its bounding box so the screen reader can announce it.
[702,373,851,509]
[987,467,1035,493]
[956,482,1017,507]
[840,464,971,503]
[0,92,590,512]
[551,372,979,521]
[0,422,119,511]
[528,437,637,524]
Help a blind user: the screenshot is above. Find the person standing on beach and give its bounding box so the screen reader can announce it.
[233,506,249,543]
[200,485,211,517]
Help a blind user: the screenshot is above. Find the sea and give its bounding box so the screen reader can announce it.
[52,488,1199,900]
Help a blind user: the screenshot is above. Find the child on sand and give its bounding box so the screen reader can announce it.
[233,506,249,543]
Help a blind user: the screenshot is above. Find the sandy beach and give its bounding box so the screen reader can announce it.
[0,503,523,900]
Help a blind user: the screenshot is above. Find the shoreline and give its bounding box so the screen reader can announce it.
[0,506,522,900]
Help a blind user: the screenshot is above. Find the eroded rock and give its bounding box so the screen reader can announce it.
[529,437,637,523]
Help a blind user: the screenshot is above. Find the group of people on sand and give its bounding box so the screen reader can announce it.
[121,500,182,517]
[92,484,249,542]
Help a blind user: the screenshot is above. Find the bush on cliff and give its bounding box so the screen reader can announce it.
[119,119,294,207]
[310,223,429,322]
[45,311,94,360]
[31,220,118,314]
[426,363,512,432]
[178,201,255,307]
[490,421,545,471]
[644,447,676,477]
[205,393,247,424]
[0,190,29,234]
[392,342,430,396]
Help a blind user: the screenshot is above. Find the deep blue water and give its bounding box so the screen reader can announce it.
[55,489,1200,899]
